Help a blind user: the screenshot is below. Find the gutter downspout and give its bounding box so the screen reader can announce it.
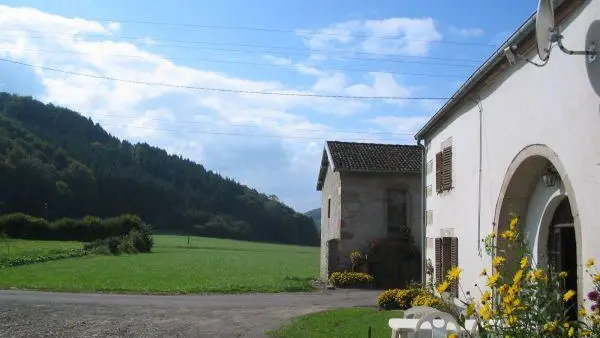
[473,98,484,257]
[418,139,426,286]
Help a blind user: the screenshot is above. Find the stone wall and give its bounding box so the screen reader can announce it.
[319,168,342,279]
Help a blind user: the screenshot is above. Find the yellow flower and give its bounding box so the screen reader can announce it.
[480,268,487,276]
[500,230,517,241]
[487,272,500,286]
[534,269,544,280]
[513,269,524,285]
[559,271,568,278]
[498,284,509,294]
[586,258,596,268]
[507,315,518,326]
[579,308,587,317]
[520,257,528,269]
[466,302,475,318]
[479,305,493,321]
[447,334,458,338]
[481,290,491,303]
[581,329,592,337]
[594,273,600,283]
[563,290,576,302]
[568,327,575,337]
[489,232,496,238]
[509,216,519,230]
[492,256,505,268]
[437,281,450,293]
[446,267,462,281]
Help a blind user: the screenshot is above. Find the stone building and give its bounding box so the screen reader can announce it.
[316,141,423,287]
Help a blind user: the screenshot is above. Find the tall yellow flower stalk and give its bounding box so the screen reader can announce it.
[431,215,600,337]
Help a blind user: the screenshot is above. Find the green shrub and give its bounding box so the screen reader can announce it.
[128,223,153,253]
[117,236,137,254]
[376,289,401,309]
[329,271,374,287]
[90,245,112,255]
[0,249,88,268]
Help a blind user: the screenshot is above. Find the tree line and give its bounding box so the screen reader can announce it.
[0,93,318,246]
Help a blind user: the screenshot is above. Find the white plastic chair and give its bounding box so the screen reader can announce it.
[414,311,461,338]
[403,306,439,319]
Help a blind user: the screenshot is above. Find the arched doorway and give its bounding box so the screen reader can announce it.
[546,198,577,318]
[494,144,583,309]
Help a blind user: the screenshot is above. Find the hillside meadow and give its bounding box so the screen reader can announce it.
[0,235,320,294]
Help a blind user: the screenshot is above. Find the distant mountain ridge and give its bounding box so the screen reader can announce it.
[305,208,321,230]
[0,93,318,246]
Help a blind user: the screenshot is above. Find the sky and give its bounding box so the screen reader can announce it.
[0,1,538,212]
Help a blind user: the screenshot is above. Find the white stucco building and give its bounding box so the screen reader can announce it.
[415,0,600,309]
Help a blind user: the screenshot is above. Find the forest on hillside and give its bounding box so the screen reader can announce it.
[0,93,318,246]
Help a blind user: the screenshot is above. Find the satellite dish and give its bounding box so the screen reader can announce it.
[536,0,554,61]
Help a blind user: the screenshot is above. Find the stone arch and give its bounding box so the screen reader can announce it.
[493,144,582,306]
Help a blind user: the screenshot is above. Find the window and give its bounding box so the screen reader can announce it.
[435,145,453,193]
[327,198,331,218]
[387,190,408,232]
[435,236,458,297]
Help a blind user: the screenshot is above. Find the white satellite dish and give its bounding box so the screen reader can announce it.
[536,0,554,61]
[532,0,597,64]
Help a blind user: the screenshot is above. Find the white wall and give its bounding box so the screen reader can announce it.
[423,0,600,299]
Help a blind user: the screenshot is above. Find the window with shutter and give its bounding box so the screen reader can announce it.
[435,238,442,284]
[442,146,453,191]
[435,152,443,193]
[435,236,459,298]
[450,237,459,297]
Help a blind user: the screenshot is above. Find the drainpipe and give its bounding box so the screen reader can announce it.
[418,139,426,285]
[473,97,483,257]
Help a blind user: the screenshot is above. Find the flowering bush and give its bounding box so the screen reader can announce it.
[376,287,441,310]
[329,271,374,287]
[435,215,600,337]
[349,251,365,270]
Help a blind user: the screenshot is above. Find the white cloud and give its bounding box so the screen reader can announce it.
[449,26,485,38]
[107,21,121,31]
[0,5,428,211]
[263,54,292,66]
[298,17,442,57]
[363,115,430,142]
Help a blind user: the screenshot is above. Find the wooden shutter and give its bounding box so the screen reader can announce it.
[442,146,453,191]
[435,238,442,284]
[450,237,459,297]
[435,152,443,193]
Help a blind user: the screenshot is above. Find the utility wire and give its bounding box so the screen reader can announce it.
[1,49,468,79]
[101,122,410,141]
[43,17,498,46]
[3,31,478,68]
[93,113,416,136]
[0,57,454,101]
[2,27,483,63]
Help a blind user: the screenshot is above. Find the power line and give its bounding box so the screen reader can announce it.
[1,27,483,63]
[3,31,478,68]
[101,122,411,141]
[0,57,454,101]
[43,17,498,46]
[93,113,416,136]
[1,49,468,79]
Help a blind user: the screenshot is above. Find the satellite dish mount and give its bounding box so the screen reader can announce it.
[535,0,597,64]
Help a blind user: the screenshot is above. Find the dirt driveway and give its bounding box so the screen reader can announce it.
[0,289,380,338]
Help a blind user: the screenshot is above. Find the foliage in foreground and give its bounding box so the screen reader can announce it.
[83,222,154,254]
[376,286,446,311]
[268,307,401,338]
[435,215,600,337]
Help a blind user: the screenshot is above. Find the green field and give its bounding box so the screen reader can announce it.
[0,235,319,294]
[0,239,82,259]
[268,308,401,338]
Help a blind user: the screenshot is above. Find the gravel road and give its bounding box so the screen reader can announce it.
[0,289,380,338]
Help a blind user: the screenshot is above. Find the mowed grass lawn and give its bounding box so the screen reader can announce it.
[268,308,401,338]
[0,239,82,259]
[0,235,319,294]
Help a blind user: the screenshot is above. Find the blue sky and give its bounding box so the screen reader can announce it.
[0,1,537,212]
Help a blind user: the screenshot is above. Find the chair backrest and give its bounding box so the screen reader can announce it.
[415,311,461,338]
[403,306,439,319]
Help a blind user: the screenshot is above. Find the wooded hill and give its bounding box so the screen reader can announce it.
[0,93,318,246]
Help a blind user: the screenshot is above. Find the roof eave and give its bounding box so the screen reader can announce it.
[415,13,536,141]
